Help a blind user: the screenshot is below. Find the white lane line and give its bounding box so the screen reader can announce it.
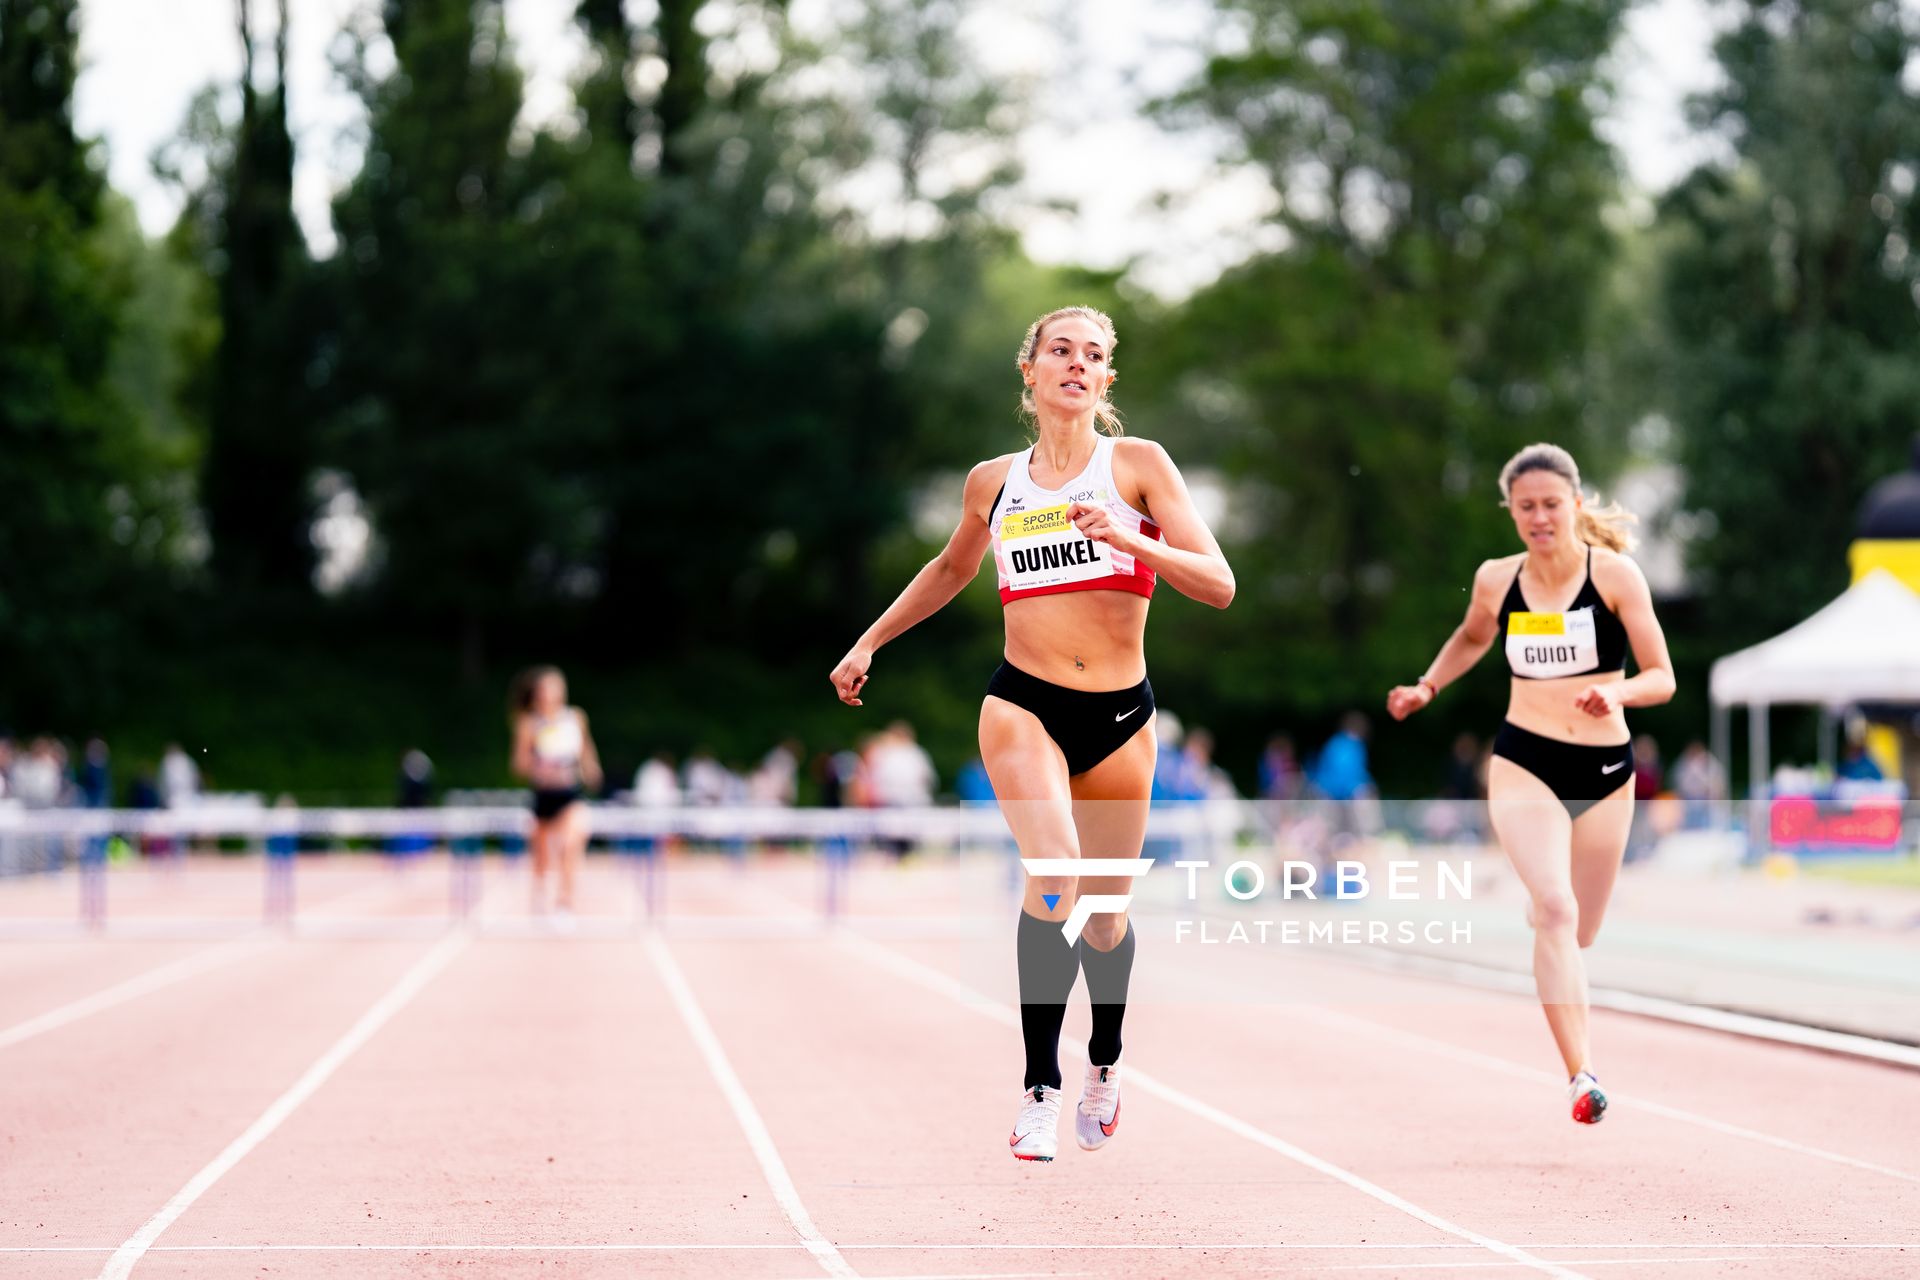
[1334,944,1920,1069]
[96,930,471,1280]
[643,933,858,1279]
[1292,1004,1920,1186]
[1594,986,1920,1068]
[1253,1259,1777,1274]
[4,1242,1912,1254]
[833,930,1591,1280]
[0,936,268,1051]
[774,1273,1088,1280]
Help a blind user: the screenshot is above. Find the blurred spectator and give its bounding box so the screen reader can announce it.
[266,793,302,864]
[1307,714,1379,856]
[1152,710,1204,804]
[127,766,167,858]
[1421,732,1487,845]
[749,739,802,807]
[129,770,162,810]
[1184,727,1242,860]
[79,738,112,808]
[682,749,733,806]
[1309,714,1375,801]
[1254,732,1302,850]
[1838,735,1885,781]
[868,722,936,808]
[397,749,435,807]
[1440,733,1482,801]
[817,746,868,809]
[867,723,935,859]
[955,756,995,805]
[390,752,435,857]
[1182,728,1238,802]
[1258,735,1303,802]
[1672,741,1727,829]
[12,739,65,809]
[1632,735,1664,802]
[0,733,16,800]
[76,741,112,867]
[1627,735,1664,862]
[160,743,200,809]
[622,752,680,859]
[633,753,681,808]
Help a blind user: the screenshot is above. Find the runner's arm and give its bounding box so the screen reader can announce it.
[830,459,1003,706]
[1084,439,1234,608]
[509,715,535,781]
[577,710,605,792]
[1600,554,1675,710]
[1387,560,1506,719]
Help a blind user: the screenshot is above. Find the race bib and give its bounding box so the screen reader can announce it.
[1000,501,1112,592]
[1506,608,1599,678]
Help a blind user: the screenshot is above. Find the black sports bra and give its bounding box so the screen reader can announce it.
[1497,548,1628,680]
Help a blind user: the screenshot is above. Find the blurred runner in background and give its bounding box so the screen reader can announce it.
[510,667,603,926]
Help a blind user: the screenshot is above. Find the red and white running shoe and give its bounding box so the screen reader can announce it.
[1569,1070,1607,1124]
[1009,1085,1062,1161]
[1075,1062,1122,1151]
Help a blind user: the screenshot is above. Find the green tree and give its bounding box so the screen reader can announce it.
[813,0,1030,463]
[329,0,553,673]
[574,0,917,650]
[1153,0,1629,741]
[0,0,132,723]
[652,0,708,177]
[1660,0,1920,641]
[93,193,217,579]
[575,0,638,159]
[200,0,318,595]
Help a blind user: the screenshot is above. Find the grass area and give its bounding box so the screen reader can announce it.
[1801,855,1920,888]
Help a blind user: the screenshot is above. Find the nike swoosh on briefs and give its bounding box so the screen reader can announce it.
[1601,761,1626,774]
[1115,707,1140,722]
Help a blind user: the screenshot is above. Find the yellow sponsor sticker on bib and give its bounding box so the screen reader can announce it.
[1507,612,1565,636]
[1001,503,1075,540]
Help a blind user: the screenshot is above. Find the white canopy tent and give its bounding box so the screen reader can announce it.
[1708,570,1920,824]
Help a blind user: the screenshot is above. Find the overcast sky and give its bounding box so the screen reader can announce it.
[72,0,1727,298]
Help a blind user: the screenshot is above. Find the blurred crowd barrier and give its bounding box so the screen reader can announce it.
[7,794,1912,881]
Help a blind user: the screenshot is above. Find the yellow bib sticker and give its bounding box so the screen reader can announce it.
[1001,503,1075,540]
[1507,612,1565,636]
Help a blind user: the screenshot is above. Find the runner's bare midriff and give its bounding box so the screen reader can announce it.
[1505,671,1629,745]
[1002,591,1149,690]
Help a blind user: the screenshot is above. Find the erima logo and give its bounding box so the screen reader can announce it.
[1021,858,1154,943]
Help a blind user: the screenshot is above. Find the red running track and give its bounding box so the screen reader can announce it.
[0,855,1915,1279]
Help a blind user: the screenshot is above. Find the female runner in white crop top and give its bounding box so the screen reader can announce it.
[831,306,1234,1162]
[510,666,603,924]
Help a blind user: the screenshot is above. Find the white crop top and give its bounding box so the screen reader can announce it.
[989,436,1160,605]
[531,711,584,768]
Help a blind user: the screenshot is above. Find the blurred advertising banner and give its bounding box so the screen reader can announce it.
[1770,795,1904,852]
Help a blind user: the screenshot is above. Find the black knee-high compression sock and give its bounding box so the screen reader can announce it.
[1018,909,1080,1090]
[1078,921,1136,1068]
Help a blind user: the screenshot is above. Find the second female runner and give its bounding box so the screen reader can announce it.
[1387,444,1674,1124]
[831,306,1234,1161]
